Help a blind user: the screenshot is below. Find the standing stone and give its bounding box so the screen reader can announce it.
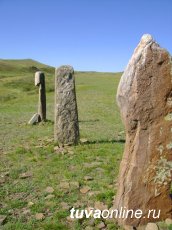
[54,65,79,145]
[115,34,172,227]
[35,71,46,121]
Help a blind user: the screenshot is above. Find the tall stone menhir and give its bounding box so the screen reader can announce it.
[54,65,79,145]
[115,34,172,228]
[35,71,46,121]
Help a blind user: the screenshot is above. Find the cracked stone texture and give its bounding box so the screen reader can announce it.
[54,65,79,145]
[114,34,172,227]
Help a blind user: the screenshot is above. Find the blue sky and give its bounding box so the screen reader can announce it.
[0,0,172,72]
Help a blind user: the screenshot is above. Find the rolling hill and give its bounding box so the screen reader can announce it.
[0,58,54,74]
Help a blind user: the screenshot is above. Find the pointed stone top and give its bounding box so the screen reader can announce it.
[56,65,74,77]
[128,34,155,65]
[56,65,73,71]
[140,34,154,45]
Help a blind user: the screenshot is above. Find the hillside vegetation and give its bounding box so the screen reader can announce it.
[0,59,54,74]
[0,59,126,229]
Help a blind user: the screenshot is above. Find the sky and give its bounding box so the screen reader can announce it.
[0,0,172,72]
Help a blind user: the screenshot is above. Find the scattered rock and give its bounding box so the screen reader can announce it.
[69,165,76,171]
[94,201,108,210]
[73,201,82,208]
[87,217,95,226]
[145,223,159,230]
[19,172,32,179]
[95,167,104,173]
[165,218,172,225]
[68,150,74,155]
[54,146,68,155]
[59,181,70,190]
[2,172,9,177]
[66,216,76,222]
[44,201,54,207]
[88,191,100,197]
[45,138,54,143]
[22,208,31,215]
[35,213,45,221]
[47,212,53,217]
[45,186,54,194]
[70,181,80,189]
[83,162,101,168]
[0,215,7,225]
[84,176,93,181]
[45,194,55,200]
[54,146,60,151]
[61,148,68,155]
[60,202,70,210]
[96,221,106,229]
[80,186,91,194]
[28,113,41,125]
[80,138,88,144]
[27,201,34,207]
[85,227,93,230]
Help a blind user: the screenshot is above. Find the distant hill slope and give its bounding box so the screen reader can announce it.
[0,58,54,74]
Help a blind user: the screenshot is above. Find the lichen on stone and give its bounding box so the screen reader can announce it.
[153,157,172,185]
[166,142,172,150]
[164,113,172,121]
[157,145,164,155]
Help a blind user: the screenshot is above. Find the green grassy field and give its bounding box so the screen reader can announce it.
[0,59,123,229]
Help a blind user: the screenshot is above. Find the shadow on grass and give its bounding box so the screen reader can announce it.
[79,119,100,123]
[81,138,125,145]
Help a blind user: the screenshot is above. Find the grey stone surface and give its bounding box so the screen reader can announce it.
[35,71,46,121]
[54,65,79,145]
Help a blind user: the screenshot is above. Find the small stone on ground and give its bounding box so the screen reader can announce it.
[59,182,70,190]
[145,223,159,230]
[45,194,55,200]
[84,176,93,181]
[19,172,32,179]
[96,221,106,229]
[35,213,45,220]
[45,186,54,193]
[70,181,80,189]
[80,186,91,194]
[60,202,70,210]
[94,201,108,210]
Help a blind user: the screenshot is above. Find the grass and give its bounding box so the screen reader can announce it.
[0,59,125,229]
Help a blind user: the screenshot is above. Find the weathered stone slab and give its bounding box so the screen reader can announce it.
[115,34,172,227]
[35,71,46,121]
[54,65,79,145]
